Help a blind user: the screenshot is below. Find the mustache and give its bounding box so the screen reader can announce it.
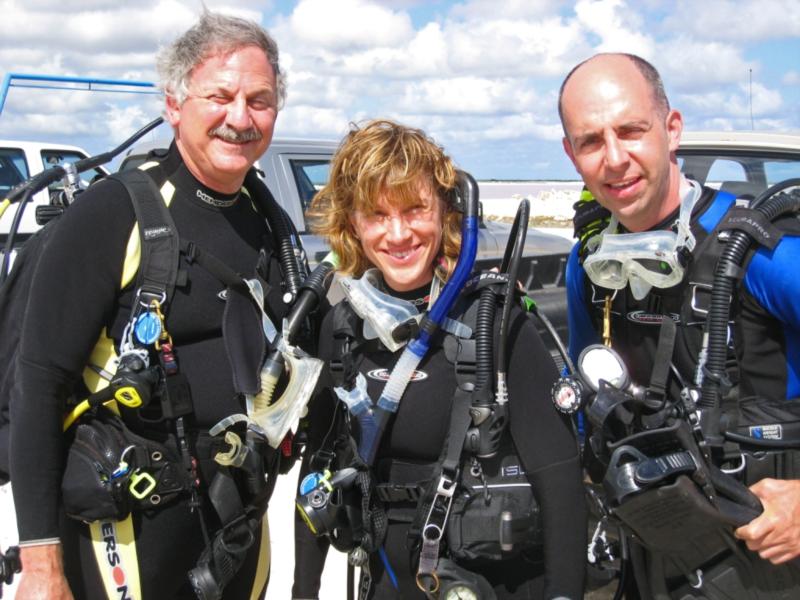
[208,124,262,143]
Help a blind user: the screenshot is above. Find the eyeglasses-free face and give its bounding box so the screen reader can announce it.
[350,182,444,292]
[165,45,278,194]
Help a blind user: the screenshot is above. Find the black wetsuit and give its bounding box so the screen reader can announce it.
[566,185,800,598]
[10,144,289,599]
[294,282,586,599]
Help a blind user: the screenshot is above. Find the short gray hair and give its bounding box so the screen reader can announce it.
[156,11,286,109]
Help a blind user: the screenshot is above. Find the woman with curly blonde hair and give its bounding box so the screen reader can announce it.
[294,119,585,600]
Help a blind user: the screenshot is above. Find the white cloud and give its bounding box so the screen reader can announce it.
[450,0,564,20]
[399,77,538,114]
[445,16,588,77]
[288,0,414,50]
[658,37,755,91]
[277,105,352,137]
[676,82,783,120]
[783,71,800,86]
[0,0,797,179]
[664,0,800,42]
[574,0,654,58]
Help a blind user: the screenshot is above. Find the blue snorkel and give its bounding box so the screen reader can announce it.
[356,170,480,465]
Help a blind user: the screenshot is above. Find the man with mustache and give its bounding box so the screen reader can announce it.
[560,53,800,598]
[11,11,301,599]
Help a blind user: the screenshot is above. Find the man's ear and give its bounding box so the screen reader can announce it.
[164,94,181,127]
[562,136,577,167]
[665,109,683,152]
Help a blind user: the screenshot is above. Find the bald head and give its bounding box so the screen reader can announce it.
[557,52,684,232]
[558,53,669,132]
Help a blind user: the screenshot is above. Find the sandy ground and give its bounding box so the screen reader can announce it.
[0,185,579,599]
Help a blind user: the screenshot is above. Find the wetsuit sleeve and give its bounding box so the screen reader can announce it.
[566,242,599,365]
[508,309,586,598]
[10,179,133,542]
[292,310,337,598]
[743,234,800,397]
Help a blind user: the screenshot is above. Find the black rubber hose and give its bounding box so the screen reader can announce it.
[0,187,33,283]
[244,170,303,301]
[497,199,529,381]
[473,286,496,401]
[699,182,800,447]
[283,257,336,341]
[3,116,164,206]
[1,116,166,284]
[529,303,576,374]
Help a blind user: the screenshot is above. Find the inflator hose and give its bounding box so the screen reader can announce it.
[473,287,496,401]
[699,180,800,433]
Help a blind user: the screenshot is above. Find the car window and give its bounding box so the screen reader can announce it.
[40,150,105,191]
[764,160,800,186]
[679,151,800,197]
[290,159,331,231]
[704,159,747,184]
[0,148,29,196]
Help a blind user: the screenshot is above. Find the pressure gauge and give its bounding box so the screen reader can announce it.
[551,377,584,414]
[443,583,480,600]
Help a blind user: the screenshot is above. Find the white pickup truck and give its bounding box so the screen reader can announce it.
[0,140,107,241]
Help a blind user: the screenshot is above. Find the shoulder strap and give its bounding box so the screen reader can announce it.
[111,169,180,304]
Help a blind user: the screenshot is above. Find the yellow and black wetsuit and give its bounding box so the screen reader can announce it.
[11,143,288,599]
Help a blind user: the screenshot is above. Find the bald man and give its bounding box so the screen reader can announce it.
[560,53,800,599]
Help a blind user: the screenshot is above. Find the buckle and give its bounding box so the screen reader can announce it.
[689,282,713,316]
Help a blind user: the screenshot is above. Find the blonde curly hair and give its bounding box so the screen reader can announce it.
[309,119,461,280]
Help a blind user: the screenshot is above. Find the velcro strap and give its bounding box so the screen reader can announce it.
[719,207,784,250]
[375,482,423,503]
[180,239,247,290]
[648,316,677,400]
[587,381,635,428]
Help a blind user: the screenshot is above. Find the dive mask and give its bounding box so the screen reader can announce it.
[339,269,440,352]
[583,180,700,300]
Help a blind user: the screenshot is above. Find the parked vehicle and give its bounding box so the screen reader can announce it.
[0,140,107,241]
[678,131,800,196]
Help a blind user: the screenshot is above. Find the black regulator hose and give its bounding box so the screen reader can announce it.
[283,254,337,341]
[699,179,800,444]
[245,169,304,302]
[1,117,164,284]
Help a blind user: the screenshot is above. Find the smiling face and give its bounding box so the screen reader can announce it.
[560,55,683,232]
[350,180,444,292]
[165,45,278,193]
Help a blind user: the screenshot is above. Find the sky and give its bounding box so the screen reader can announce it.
[0,0,798,179]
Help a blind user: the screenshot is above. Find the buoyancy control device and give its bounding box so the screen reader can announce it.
[0,119,333,599]
[297,191,549,599]
[560,179,800,599]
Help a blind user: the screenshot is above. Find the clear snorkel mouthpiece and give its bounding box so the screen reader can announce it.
[339,268,421,352]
